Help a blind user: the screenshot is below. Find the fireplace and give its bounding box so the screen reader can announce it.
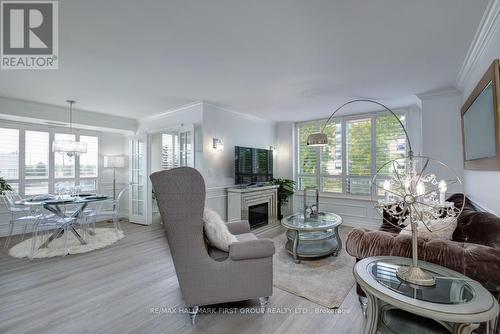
[248,203,269,229]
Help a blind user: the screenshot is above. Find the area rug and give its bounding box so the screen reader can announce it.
[9,228,124,259]
[272,226,355,308]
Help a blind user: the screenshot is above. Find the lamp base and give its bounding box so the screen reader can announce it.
[396,265,436,286]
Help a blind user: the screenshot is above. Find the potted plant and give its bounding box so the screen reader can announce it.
[271,178,296,220]
[0,176,12,195]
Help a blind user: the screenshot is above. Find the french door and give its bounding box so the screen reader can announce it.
[128,136,150,225]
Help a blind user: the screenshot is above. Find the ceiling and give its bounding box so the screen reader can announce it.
[0,0,489,121]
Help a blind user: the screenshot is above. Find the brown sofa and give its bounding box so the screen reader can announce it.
[346,194,500,299]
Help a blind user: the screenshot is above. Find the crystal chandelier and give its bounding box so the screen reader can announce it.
[53,100,87,157]
[307,99,464,286]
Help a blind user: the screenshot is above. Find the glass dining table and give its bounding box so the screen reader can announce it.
[16,195,109,249]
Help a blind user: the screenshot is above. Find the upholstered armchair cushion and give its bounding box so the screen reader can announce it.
[229,239,275,260]
[346,228,500,294]
[226,220,251,235]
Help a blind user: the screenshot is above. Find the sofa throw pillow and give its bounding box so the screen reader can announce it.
[203,208,238,252]
[400,216,457,240]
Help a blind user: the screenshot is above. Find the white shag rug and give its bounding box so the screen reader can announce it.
[9,227,124,259]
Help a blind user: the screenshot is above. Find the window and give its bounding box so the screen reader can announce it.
[54,133,76,179]
[79,136,99,192]
[296,113,406,196]
[25,131,50,194]
[0,124,99,196]
[0,128,19,191]
[161,130,193,170]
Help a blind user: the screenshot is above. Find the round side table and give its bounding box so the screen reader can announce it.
[281,212,342,263]
[354,256,499,334]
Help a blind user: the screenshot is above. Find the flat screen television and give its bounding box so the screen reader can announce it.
[235,146,273,185]
[461,59,500,170]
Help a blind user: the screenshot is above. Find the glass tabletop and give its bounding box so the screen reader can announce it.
[282,212,342,231]
[369,261,475,305]
[16,194,109,206]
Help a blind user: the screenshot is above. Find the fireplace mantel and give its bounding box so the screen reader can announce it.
[227,185,278,227]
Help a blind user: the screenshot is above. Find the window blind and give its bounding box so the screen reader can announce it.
[25,131,49,179]
[0,128,19,180]
[54,133,75,178]
[79,136,98,178]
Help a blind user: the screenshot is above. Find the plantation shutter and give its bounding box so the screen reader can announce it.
[0,128,19,181]
[346,118,371,195]
[25,131,49,179]
[297,123,318,190]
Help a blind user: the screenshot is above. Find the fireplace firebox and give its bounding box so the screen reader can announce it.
[248,203,268,229]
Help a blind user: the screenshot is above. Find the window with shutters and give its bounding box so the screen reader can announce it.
[79,136,99,192]
[25,131,50,195]
[296,112,406,197]
[0,124,100,196]
[0,128,19,192]
[161,130,193,170]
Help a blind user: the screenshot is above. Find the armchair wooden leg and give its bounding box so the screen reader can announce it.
[187,306,199,325]
[259,296,270,313]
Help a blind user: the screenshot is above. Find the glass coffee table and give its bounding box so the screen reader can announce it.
[354,256,499,334]
[281,212,342,263]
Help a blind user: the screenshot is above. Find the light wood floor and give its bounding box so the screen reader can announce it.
[0,222,366,334]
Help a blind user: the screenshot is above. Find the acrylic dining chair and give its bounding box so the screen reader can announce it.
[2,191,43,248]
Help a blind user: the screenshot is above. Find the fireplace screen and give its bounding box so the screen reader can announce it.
[248,203,268,229]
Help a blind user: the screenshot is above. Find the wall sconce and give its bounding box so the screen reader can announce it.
[269,145,277,156]
[213,138,224,151]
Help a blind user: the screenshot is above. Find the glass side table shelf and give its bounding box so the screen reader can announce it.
[354,256,499,334]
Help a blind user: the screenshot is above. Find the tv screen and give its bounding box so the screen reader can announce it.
[235,146,273,184]
[463,81,497,161]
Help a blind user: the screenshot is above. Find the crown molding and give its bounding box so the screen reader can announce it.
[416,88,461,100]
[202,101,273,123]
[141,101,203,121]
[455,0,500,91]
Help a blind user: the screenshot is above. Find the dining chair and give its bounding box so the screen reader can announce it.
[73,201,102,241]
[94,187,127,237]
[30,211,74,259]
[2,191,42,248]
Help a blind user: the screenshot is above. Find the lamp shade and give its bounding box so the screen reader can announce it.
[53,140,88,155]
[306,132,328,147]
[103,155,125,168]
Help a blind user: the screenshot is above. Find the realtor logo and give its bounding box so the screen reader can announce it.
[1,0,58,69]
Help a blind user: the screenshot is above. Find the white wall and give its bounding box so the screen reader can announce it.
[202,103,277,188]
[275,122,295,180]
[202,103,277,219]
[458,3,500,215]
[419,92,464,195]
[99,132,129,217]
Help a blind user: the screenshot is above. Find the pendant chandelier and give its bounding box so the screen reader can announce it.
[53,100,87,157]
[307,99,465,286]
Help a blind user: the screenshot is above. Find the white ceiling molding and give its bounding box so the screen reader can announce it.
[416,88,461,101]
[140,101,203,121]
[202,101,273,123]
[455,0,500,91]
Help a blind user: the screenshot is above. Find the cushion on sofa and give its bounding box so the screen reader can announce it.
[400,217,457,240]
[448,194,500,249]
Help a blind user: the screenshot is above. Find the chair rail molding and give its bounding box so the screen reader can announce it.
[455,0,500,91]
